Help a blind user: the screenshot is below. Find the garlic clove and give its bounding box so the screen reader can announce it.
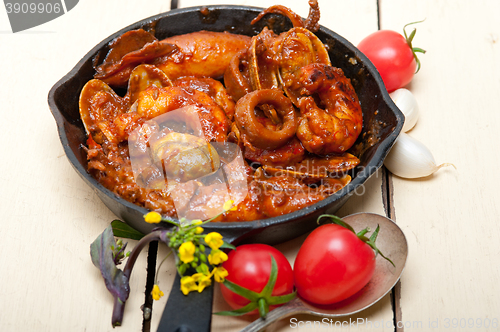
[390,88,419,132]
[384,132,454,179]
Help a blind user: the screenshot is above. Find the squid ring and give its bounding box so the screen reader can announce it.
[235,89,298,150]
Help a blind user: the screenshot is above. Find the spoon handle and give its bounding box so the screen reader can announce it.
[239,298,305,332]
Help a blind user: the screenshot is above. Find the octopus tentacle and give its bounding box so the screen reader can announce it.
[251,5,304,28]
[304,0,320,32]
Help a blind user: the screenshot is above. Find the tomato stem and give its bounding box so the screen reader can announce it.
[364,225,395,267]
[356,227,370,238]
[318,214,355,232]
[403,19,427,73]
[258,298,269,318]
[215,255,296,318]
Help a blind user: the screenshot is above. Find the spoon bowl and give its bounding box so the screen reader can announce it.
[241,212,408,332]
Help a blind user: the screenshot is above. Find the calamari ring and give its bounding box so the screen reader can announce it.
[235,89,298,150]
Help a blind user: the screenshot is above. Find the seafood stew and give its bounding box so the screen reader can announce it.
[49,5,403,240]
[81,2,360,222]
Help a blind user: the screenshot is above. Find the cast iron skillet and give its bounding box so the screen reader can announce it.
[48,5,403,331]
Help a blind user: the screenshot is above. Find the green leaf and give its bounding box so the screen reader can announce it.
[413,47,426,54]
[220,241,236,250]
[267,291,297,305]
[259,256,278,298]
[317,214,355,233]
[403,19,426,38]
[378,251,395,267]
[363,225,395,267]
[356,227,370,238]
[402,19,427,74]
[111,220,145,240]
[369,225,380,243]
[222,279,260,302]
[90,225,130,303]
[215,302,259,316]
[407,28,417,44]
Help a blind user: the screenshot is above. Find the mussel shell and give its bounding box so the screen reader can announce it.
[126,64,172,104]
[247,29,280,91]
[278,27,331,106]
[79,79,127,140]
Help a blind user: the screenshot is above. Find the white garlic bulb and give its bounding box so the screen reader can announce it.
[384,133,454,178]
[390,88,419,132]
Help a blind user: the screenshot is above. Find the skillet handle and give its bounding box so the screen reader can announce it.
[156,272,214,332]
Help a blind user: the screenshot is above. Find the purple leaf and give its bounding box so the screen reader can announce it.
[90,225,130,303]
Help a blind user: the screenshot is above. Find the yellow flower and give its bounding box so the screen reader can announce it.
[192,219,203,225]
[196,274,212,292]
[195,227,204,234]
[191,272,206,281]
[223,199,238,212]
[213,266,229,283]
[180,276,198,295]
[144,211,162,223]
[208,249,228,265]
[178,241,196,264]
[151,284,164,301]
[204,232,224,250]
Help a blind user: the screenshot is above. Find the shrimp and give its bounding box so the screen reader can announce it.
[296,63,363,155]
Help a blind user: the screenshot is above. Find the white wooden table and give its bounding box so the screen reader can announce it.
[1,0,499,331]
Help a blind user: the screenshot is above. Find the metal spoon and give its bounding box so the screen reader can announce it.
[240,212,408,332]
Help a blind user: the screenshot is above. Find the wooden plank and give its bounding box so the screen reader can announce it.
[179,0,377,45]
[380,0,500,331]
[0,1,170,331]
[150,243,176,331]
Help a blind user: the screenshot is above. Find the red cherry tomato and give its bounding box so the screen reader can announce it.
[357,23,425,92]
[293,224,376,305]
[220,244,294,313]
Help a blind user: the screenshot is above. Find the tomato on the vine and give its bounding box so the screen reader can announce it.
[357,21,426,92]
[219,244,295,317]
[293,216,393,305]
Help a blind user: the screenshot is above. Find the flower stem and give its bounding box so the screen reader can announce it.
[113,230,166,325]
[123,230,165,278]
[112,298,125,327]
[155,250,173,285]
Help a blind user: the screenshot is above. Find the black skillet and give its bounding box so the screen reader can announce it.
[48,5,404,331]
